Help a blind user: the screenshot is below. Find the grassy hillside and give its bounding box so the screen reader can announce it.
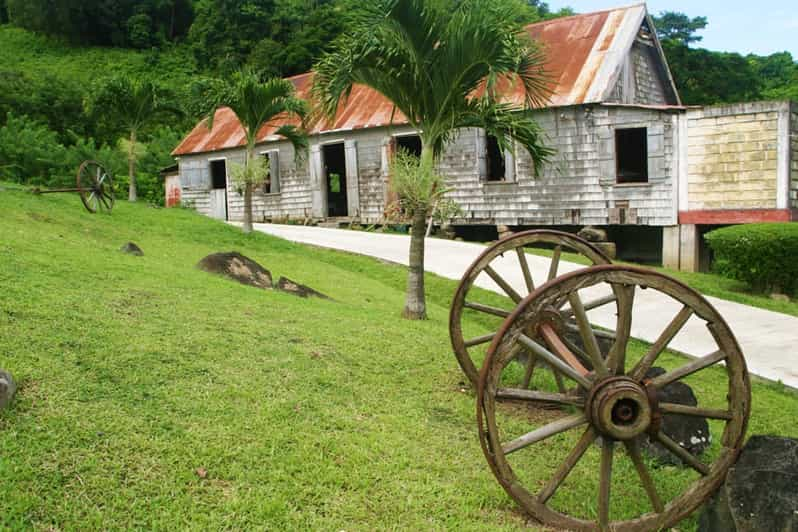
[1,189,796,530]
[0,25,198,89]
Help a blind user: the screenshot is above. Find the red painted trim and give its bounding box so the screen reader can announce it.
[678,209,796,224]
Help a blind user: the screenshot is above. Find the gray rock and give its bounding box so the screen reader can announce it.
[699,436,798,532]
[0,369,16,410]
[276,277,330,299]
[593,242,616,259]
[577,226,608,242]
[639,367,711,466]
[120,242,143,256]
[197,252,272,289]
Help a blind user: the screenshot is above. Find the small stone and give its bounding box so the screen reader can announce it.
[577,226,608,242]
[197,252,272,289]
[699,436,798,531]
[770,293,791,302]
[120,242,143,256]
[639,367,710,466]
[593,242,616,259]
[276,277,331,299]
[0,369,17,410]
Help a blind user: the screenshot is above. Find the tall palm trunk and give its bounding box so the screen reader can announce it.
[402,145,434,320]
[402,205,428,319]
[128,129,137,202]
[242,145,254,233]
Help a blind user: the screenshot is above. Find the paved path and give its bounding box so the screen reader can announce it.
[252,223,798,389]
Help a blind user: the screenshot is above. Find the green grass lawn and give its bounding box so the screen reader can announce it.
[1,188,796,530]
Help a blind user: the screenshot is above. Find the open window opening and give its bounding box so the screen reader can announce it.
[486,135,506,182]
[323,142,348,217]
[616,128,648,184]
[260,151,280,194]
[395,134,422,158]
[210,159,227,189]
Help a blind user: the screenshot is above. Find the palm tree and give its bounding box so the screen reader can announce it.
[202,71,308,233]
[313,0,554,320]
[86,77,182,202]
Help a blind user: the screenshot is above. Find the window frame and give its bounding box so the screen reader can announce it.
[615,127,649,185]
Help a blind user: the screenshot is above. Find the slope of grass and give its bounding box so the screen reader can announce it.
[1,188,796,530]
[0,25,198,89]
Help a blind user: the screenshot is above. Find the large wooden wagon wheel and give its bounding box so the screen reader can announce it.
[76,160,114,213]
[450,230,615,388]
[477,265,750,531]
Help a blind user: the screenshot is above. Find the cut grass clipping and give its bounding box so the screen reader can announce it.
[1,187,796,530]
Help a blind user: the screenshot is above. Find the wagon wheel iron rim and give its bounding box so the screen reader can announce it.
[77,160,114,214]
[476,264,750,531]
[449,229,616,389]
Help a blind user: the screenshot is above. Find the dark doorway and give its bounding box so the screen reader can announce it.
[486,135,506,181]
[323,143,348,217]
[616,128,648,183]
[210,159,227,189]
[395,134,422,157]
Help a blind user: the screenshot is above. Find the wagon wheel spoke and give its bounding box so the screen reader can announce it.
[629,305,694,380]
[538,427,597,504]
[520,351,537,389]
[598,438,614,529]
[502,414,587,455]
[538,323,591,379]
[517,334,592,389]
[560,294,618,318]
[653,431,710,475]
[658,402,733,420]
[564,321,616,341]
[98,192,111,210]
[649,349,727,389]
[495,388,584,407]
[567,292,608,378]
[464,333,495,348]
[463,301,510,318]
[606,284,635,374]
[547,245,562,281]
[624,439,664,513]
[484,265,522,303]
[515,247,535,294]
[559,335,593,369]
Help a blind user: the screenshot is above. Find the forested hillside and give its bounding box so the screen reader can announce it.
[0,1,796,204]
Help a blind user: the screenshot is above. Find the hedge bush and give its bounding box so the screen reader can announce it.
[705,223,798,295]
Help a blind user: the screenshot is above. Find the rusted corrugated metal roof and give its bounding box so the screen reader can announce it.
[173,3,652,156]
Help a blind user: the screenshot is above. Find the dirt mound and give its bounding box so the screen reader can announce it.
[197,252,273,289]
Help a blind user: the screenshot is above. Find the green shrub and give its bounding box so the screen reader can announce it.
[705,223,798,295]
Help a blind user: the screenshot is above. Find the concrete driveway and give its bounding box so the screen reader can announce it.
[252,223,798,389]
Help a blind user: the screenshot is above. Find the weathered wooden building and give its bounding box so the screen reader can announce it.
[171,3,797,271]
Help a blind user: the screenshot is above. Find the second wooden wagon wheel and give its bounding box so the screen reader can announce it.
[477,265,750,531]
[450,230,615,388]
[77,160,115,213]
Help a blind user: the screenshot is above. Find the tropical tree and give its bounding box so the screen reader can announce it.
[201,71,308,232]
[313,0,554,320]
[85,76,181,201]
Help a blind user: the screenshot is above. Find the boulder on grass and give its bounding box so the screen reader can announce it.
[276,277,330,299]
[577,226,608,242]
[120,242,143,256]
[0,369,16,410]
[639,366,710,465]
[197,252,272,289]
[699,436,798,532]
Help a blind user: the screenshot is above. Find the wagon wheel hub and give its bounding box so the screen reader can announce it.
[587,377,651,441]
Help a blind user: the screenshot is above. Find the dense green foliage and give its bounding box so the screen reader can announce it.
[705,224,798,296]
[653,11,798,105]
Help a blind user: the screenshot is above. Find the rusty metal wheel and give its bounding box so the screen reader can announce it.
[477,265,750,531]
[77,161,114,213]
[450,230,614,389]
